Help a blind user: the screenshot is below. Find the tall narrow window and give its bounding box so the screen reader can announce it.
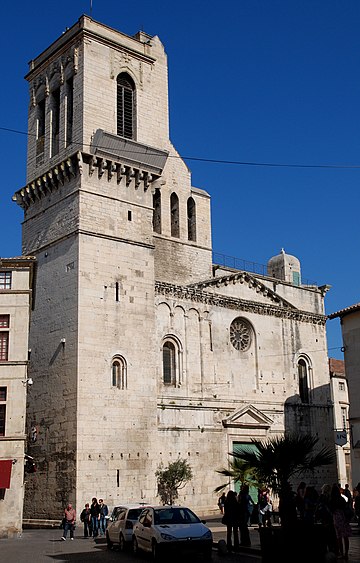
[51,88,60,156]
[111,356,127,390]
[153,188,161,234]
[66,77,73,146]
[0,387,6,436]
[298,359,309,403]
[341,407,347,430]
[170,192,180,238]
[36,99,46,157]
[117,73,136,139]
[0,315,9,361]
[187,197,196,241]
[163,341,176,385]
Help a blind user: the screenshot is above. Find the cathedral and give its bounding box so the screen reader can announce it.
[12,16,337,518]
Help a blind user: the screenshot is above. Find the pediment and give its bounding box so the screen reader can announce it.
[188,271,295,309]
[222,405,273,429]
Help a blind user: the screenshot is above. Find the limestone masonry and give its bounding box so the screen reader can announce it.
[12,16,337,519]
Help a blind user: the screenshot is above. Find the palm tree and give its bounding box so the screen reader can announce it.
[214,456,260,493]
[229,434,335,526]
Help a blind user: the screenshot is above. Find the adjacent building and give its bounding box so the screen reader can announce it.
[329,305,360,488]
[12,16,338,519]
[0,257,35,538]
[329,358,351,486]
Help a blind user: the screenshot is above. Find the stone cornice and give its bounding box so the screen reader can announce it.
[12,151,162,211]
[187,270,294,308]
[155,281,326,325]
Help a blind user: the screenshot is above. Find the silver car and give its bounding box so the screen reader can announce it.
[132,505,213,560]
[106,503,148,551]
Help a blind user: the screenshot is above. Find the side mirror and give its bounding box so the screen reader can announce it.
[201,520,207,524]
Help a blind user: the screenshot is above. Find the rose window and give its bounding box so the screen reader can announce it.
[230,318,251,351]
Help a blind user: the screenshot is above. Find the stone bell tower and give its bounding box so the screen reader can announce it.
[13,16,212,518]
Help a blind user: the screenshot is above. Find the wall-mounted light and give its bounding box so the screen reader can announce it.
[22,378,33,386]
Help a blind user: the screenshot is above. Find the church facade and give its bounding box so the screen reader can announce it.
[13,16,337,518]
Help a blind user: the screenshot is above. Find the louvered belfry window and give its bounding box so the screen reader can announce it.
[117,73,135,139]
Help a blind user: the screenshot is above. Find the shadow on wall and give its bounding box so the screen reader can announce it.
[284,383,337,488]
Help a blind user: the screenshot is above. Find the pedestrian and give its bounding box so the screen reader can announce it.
[355,485,360,526]
[331,484,351,560]
[61,502,76,541]
[218,492,226,514]
[90,497,100,538]
[343,484,352,503]
[315,484,337,554]
[80,503,92,538]
[296,481,306,519]
[223,490,240,552]
[258,488,272,528]
[238,484,251,546]
[98,498,109,536]
[303,486,319,525]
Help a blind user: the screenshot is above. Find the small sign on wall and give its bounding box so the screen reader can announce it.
[334,430,347,447]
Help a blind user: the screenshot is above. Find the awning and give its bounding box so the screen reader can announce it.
[0,460,12,488]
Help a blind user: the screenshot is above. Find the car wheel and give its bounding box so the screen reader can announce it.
[106,531,113,550]
[132,536,139,555]
[152,539,161,561]
[119,533,125,552]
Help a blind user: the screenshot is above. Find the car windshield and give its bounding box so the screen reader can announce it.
[154,507,200,525]
[128,508,144,520]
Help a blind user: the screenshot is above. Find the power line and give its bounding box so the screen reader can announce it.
[1,125,360,170]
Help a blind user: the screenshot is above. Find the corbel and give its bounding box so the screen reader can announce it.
[67,157,76,177]
[116,163,126,184]
[89,156,96,176]
[35,178,42,200]
[26,185,35,203]
[76,152,83,175]
[108,161,116,180]
[41,175,48,196]
[126,167,134,186]
[54,166,64,186]
[60,161,69,182]
[98,158,107,178]
[47,170,55,191]
[134,169,141,189]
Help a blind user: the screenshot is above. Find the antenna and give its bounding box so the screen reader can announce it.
[90,0,93,17]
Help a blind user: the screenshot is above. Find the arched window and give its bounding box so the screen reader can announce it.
[162,338,183,386]
[170,192,180,238]
[153,188,161,234]
[111,356,127,390]
[117,73,136,139]
[187,197,196,241]
[298,358,310,403]
[163,342,176,385]
[36,98,46,158]
[50,87,60,157]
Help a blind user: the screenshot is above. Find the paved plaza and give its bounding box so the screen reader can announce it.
[0,517,359,563]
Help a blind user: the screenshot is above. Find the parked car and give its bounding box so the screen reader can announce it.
[106,503,148,551]
[132,505,213,560]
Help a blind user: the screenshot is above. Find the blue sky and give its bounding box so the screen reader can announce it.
[1,0,359,358]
